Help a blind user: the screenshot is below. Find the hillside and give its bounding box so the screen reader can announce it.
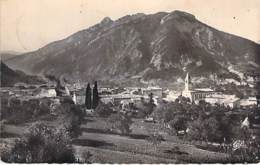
[0,62,44,87]
[5,11,260,86]
[0,51,20,61]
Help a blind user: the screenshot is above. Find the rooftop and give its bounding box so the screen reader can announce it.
[194,88,214,92]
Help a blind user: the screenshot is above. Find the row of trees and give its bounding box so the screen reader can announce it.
[85,81,99,109]
[1,98,52,124]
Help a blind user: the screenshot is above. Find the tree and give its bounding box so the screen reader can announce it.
[95,101,113,117]
[85,83,92,109]
[92,81,99,109]
[146,92,155,115]
[146,133,164,146]
[186,116,222,142]
[54,103,84,138]
[65,104,85,138]
[107,113,133,135]
[169,114,188,132]
[81,151,92,163]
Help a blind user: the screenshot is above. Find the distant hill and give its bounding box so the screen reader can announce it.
[5,10,260,86]
[0,51,21,61]
[0,62,44,87]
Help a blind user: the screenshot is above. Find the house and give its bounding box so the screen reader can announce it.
[111,94,143,105]
[72,92,77,104]
[100,97,113,104]
[236,97,257,108]
[205,94,240,108]
[142,86,163,98]
[164,91,181,102]
[241,117,250,128]
[99,87,113,95]
[76,92,142,105]
[33,88,57,98]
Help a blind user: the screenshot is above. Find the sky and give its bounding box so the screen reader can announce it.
[1,0,260,53]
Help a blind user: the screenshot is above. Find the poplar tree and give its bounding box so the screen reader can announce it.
[92,81,99,109]
[85,83,92,109]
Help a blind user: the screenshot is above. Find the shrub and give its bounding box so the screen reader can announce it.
[58,104,85,138]
[95,101,114,117]
[1,123,76,163]
[168,114,188,132]
[107,113,133,135]
[81,151,92,163]
[186,116,222,142]
[146,133,164,146]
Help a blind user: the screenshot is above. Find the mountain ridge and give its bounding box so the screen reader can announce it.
[0,62,44,87]
[5,10,260,86]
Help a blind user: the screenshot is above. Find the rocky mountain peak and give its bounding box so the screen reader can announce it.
[171,10,195,19]
[100,17,113,26]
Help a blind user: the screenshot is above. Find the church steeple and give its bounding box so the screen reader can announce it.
[185,72,192,91]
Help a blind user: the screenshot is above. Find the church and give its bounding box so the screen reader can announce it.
[182,73,218,102]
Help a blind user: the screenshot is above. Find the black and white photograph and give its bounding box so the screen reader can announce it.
[0,0,260,163]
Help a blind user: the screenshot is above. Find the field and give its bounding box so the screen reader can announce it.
[1,115,230,163]
[73,116,228,163]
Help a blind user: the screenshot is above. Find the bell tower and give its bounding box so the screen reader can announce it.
[184,72,192,91]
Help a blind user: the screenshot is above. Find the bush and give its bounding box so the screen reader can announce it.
[1,123,76,163]
[168,114,188,132]
[107,113,133,135]
[146,133,164,146]
[57,104,85,138]
[186,116,222,142]
[81,151,92,163]
[95,101,114,117]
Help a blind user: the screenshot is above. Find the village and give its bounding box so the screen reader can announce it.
[1,71,260,163]
[1,71,259,125]
[1,73,259,115]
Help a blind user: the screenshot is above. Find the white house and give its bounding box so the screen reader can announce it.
[142,86,163,98]
[205,94,239,108]
[164,91,181,102]
[241,117,250,128]
[72,92,77,104]
[236,97,257,107]
[34,88,57,98]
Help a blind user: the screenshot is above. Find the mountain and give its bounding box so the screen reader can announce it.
[0,51,20,61]
[0,62,44,87]
[5,11,260,86]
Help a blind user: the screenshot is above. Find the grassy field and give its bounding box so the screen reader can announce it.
[72,116,229,163]
[1,115,229,163]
